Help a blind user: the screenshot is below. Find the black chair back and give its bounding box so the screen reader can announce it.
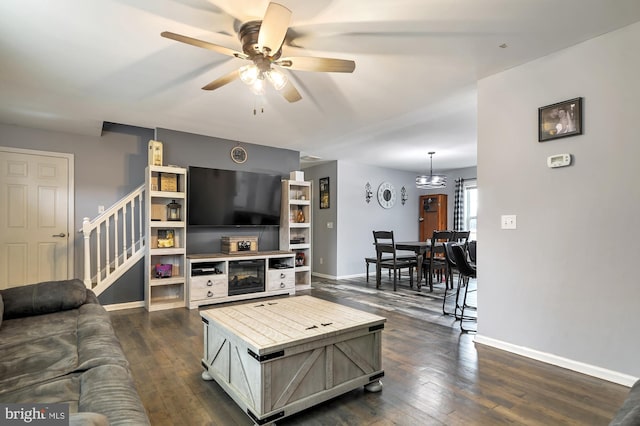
[468,240,477,263]
[443,242,457,269]
[372,230,396,257]
[452,230,470,245]
[451,244,476,278]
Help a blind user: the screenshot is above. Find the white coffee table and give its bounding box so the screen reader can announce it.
[200,295,386,424]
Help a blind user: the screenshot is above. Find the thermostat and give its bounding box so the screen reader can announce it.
[547,153,571,168]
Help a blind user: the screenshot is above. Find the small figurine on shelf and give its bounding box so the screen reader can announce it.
[296,207,305,223]
[295,252,305,267]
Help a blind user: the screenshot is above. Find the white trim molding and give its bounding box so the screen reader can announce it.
[474,334,638,387]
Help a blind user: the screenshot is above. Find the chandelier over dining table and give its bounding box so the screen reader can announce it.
[416,151,447,189]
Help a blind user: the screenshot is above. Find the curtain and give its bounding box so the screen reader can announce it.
[453,178,465,231]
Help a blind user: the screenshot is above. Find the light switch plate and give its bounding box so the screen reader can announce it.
[501,215,517,229]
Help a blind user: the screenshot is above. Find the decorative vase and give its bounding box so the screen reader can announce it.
[296,208,305,223]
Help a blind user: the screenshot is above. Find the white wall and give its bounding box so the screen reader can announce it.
[477,21,640,382]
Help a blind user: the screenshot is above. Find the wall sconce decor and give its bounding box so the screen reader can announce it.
[401,186,408,205]
[365,182,373,203]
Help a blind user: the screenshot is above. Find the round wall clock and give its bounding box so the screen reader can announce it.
[377,182,396,209]
[230,146,247,164]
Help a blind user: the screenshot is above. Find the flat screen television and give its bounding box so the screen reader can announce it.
[187,166,283,227]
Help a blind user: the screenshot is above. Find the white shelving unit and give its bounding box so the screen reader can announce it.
[144,165,187,311]
[279,179,312,290]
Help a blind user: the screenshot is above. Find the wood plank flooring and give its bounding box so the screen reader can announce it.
[109,275,629,425]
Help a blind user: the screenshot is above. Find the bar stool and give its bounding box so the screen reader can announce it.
[451,244,477,333]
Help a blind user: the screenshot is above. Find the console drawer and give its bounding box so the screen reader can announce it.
[190,275,227,300]
[267,269,295,291]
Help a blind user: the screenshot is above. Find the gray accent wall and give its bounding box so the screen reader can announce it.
[155,128,299,254]
[303,162,338,277]
[0,124,299,304]
[0,123,151,294]
[478,21,640,378]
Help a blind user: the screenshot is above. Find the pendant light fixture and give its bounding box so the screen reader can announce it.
[416,151,447,189]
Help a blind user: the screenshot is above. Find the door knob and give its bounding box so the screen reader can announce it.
[52,233,66,237]
[418,217,424,222]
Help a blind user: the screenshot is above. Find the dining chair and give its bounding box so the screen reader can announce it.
[451,243,477,333]
[452,230,470,246]
[422,230,453,292]
[372,231,417,291]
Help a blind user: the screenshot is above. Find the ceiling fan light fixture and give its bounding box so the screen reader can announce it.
[265,68,287,90]
[249,78,266,95]
[239,64,259,85]
[416,152,447,189]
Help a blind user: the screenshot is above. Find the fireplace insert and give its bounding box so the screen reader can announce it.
[228,259,265,296]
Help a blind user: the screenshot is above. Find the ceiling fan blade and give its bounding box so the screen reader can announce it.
[257,3,291,54]
[276,56,356,73]
[280,80,302,103]
[201,69,240,91]
[161,31,248,59]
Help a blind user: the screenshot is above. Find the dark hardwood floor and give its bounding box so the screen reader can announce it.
[109,275,628,425]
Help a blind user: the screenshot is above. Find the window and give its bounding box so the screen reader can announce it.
[464,180,477,241]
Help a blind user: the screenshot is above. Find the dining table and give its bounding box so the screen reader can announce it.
[395,240,442,290]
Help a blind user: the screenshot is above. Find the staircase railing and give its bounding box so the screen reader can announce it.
[81,184,145,295]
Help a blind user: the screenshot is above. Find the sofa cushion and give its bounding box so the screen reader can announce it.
[1,279,87,319]
[0,303,130,396]
[0,309,80,395]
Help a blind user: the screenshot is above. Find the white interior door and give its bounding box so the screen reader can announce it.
[0,148,74,289]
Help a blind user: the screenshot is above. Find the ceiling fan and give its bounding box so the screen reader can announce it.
[161,2,356,103]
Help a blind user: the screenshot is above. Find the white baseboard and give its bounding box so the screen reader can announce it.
[337,273,367,280]
[312,272,368,280]
[103,300,145,311]
[474,334,637,387]
[311,272,336,280]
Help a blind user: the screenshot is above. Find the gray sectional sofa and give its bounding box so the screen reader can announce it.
[0,279,149,425]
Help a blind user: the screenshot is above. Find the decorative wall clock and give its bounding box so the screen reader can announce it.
[377,182,396,209]
[231,146,247,164]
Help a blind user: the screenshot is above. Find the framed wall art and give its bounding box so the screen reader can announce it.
[538,97,583,142]
[319,177,330,209]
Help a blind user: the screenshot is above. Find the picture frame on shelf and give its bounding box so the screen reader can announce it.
[159,173,178,191]
[157,229,175,248]
[319,177,330,209]
[538,97,583,142]
[155,263,173,278]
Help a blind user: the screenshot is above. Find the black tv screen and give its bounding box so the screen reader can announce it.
[187,166,283,227]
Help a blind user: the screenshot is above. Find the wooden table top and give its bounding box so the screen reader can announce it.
[200,296,386,354]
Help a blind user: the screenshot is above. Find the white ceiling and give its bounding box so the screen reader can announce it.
[2,1,640,172]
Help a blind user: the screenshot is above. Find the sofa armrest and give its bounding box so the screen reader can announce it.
[610,379,640,425]
[1,279,89,320]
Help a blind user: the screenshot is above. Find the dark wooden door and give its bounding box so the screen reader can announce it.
[419,194,447,241]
